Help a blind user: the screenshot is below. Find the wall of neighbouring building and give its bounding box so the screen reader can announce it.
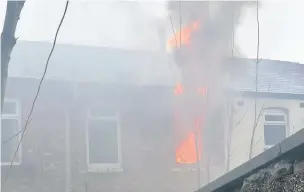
[197,128,304,192]
[228,96,304,171]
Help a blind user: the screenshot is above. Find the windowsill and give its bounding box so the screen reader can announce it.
[88,165,123,173]
[171,164,205,172]
[264,145,274,151]
[1,162,21,166]
[171,167,203,172]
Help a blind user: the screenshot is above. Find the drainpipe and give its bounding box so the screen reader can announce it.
[65,109,71,192]
[195,123,201,188]
[65,82,77,192]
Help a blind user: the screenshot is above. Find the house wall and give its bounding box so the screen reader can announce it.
[6,78,304,192]
[68,84,206,192]
[2,79,208,192]
[1,78,71,192]
[228,96,304,171]
[69,108,203,192]
[1,99,68,192]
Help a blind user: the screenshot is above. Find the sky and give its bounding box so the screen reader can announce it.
[1,0,304,64]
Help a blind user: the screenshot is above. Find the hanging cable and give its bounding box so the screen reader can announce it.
[1,1,70,189]
[249,0,260,159]
[169,16,178,48]
[167,15,177,76]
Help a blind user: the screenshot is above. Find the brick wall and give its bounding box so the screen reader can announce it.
[69,106,203,192]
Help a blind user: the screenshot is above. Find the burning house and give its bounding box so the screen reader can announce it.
[1,2,304,192]
[2,39,304,192]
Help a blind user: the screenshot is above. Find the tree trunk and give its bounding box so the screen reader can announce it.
[1,1,25,109]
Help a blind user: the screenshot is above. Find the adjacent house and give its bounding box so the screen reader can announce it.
[1,41,304,192]
[227,58,304,171]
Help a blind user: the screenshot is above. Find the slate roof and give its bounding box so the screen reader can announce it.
[7,41,304,95]
[231,58,304,95]
[8,41,179,86]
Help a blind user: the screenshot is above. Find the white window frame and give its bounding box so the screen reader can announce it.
[1,99,22,166]
[85,108,122,173]
[263,111,287,150]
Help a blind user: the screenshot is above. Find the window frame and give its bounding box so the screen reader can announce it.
[263,111,287,150]
[85,108,122,173]
[1,99,22,166]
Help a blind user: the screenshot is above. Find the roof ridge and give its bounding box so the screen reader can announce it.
[16,40,164,54]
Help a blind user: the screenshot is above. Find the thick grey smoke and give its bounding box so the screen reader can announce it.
[167,1,257,113]
[166,1,258,182]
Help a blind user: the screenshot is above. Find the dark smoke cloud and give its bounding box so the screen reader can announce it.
[167,1,257,111]
[166,2,258,162]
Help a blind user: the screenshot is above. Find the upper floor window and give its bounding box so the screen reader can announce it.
[1,100,22,165]
[86,107,122,172]
[264,111,287,150]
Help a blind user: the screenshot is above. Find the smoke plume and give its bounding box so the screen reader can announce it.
[167,1,257,113]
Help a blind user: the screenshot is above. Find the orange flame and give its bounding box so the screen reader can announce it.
[174,83,206,164]
[197,87,208,96]
[174,83,207,96]
[176,119,202,164]
[174,83,184,95]
[167,21,200,50]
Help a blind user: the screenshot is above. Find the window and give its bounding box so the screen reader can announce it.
[1,100,22,165]
[86,107,122,172]
[264,111,287,150]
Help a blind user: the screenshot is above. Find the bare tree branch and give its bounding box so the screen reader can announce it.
[1,1,25,109]
[85,181,88,192]
[228,135,262,164]
[249,102,264,159]
[251,136,262,149]
[225,102,234,172]
[249,86,270,159]
[233,107,248,130]
[225,104,248,172]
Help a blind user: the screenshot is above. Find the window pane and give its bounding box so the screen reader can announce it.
[1,119,20,163]
[264,125,286,146]
[89,108,116,117]
[265,115,285,122]
[88,119,119,164]
[2,101,17,115]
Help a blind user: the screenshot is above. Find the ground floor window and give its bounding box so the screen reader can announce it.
[1,100,21,165]
[86,107,122,172]
[264,110,287,150]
